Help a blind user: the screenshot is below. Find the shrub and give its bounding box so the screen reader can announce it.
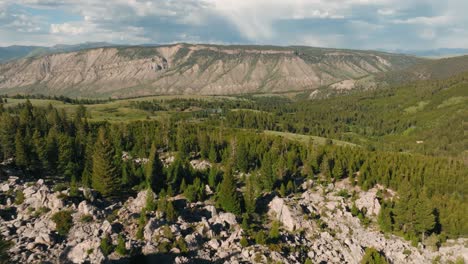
[255,231,266,245]
[115,234,128,256]
[240,236,249,247]
[53,183,68,192]
[14,190,25,205]
[157,241,171,253]
[269,220,280,242]
[51,210,73,236]
[136,212,147,240]
[361,247,389,264]
[100,235,113,256]
[33,206,50,217]
[80,214,94,223]
[336,189,350,199]
[175,237,188,253]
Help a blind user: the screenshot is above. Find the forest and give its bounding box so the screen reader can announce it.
[0,97,466,251]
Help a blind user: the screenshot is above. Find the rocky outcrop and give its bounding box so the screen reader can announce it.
[0,175,466,264]
[0,44,421,98]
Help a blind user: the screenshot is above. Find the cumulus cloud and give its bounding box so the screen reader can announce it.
[0,0,467,49]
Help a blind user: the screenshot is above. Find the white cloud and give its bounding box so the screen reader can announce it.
[50,23,85,35]
[392,16,451,26]
[377,8,395,16]
[0,0,468,49]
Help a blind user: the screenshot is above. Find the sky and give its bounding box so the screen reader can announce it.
[0,0,467,50]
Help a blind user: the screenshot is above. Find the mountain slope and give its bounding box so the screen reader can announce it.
[0,44,422,98]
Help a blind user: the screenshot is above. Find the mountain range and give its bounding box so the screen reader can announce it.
[0,43,467,98]
[0,43,425,98]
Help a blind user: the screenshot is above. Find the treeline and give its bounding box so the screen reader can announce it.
[0,94,112,105]
[0,101,466,242]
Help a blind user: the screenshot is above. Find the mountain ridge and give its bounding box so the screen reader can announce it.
[0,43,423,98]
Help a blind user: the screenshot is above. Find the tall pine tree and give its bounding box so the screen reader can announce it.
[218,166,241,215]
[92,127,120,197]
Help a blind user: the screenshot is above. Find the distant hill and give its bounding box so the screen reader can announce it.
[0,42,117,63]
[0,43,422,98]
[0,46,42,63]
[309,54,468,99]
[387,48,468,58]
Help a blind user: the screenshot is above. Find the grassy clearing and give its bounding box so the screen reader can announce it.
[404,101,429,114]
[264,130,357,147]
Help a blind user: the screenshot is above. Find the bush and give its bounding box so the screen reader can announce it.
[33,206,50,217]
[115,234,128,256]
[100,235,113,256]
[336,189,350,199]
[51,210,73,236]
[80,214,94,223]
[0,235,12,263]
[53,183,68,192]
[14,190,25,205]
[361,247,388,264]
[175,237,188,253]
[240,236,249,247]
[255,231,266,245]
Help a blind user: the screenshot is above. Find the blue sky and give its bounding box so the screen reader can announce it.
[0,0,467,50]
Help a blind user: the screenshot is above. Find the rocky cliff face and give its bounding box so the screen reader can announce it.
[0,44,422,98]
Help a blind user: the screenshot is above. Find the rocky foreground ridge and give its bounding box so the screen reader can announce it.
[0,170,466,263]
[0,44,422,98]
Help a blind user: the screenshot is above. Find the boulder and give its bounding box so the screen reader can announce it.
[355,188,381,216]
[268,196,298,231]
[125,190,156,214]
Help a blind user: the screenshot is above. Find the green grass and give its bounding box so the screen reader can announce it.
[404,101,429,113]
[264,130,357,147]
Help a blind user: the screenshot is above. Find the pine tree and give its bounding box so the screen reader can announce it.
[81,135,94,187]
[332,160,344,179]
[166,201,176,222]
[145,142,164,191]
[243,175,257,214]
[414,196,435,241]
[45,128,59,173]
[91,127,120,198]
[269,220,280,242]
[15,130,28,168]
[0,113,16,159]
[261,153,274,191]
[377,202,393,233]
[320,156,331,181]
[218,167,241,215]
[208,142,218,163]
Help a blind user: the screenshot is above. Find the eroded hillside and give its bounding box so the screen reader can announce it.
[0,44,422,98]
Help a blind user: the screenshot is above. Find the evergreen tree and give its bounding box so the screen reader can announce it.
[218,167,241,215]
[261,153,274,191]
[145,142,164,191]
[15,130,28,168]
[166,201,176,222]
[320,155,331,181]
[45,128,59,173]
[377,202,393,233]
[0,113,16,159]
[269,220,280,242]
[81,135,94,187]
[91,127,120,197]
[243,175,257,214]
[332,160,344,179]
